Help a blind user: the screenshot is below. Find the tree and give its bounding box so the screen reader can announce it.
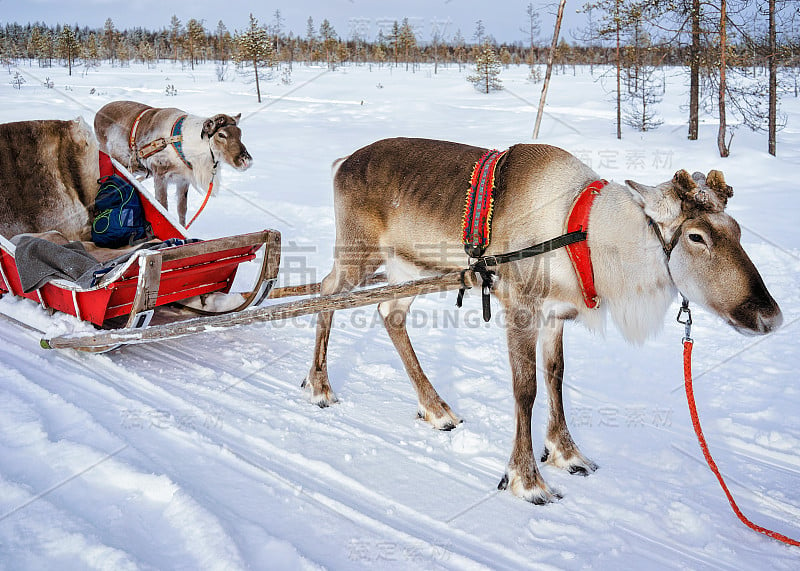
[717,0,729,157]
[430,19,449,74]
[467,39,503,93]
[58,25,79,75]
[271,10,285,54]
[473,20,486,44]
[103,18,116,65]
[523,3,541,69]
[399,18,417,71]
[185,19,205,69]
[305,17,317,62]
[235,13,275,103]
[169,15,183,62]
[137,40,156,66]
[82,32,101,67]
[689,0,702,140]
[388,21,400,66]
[453,30,467,71]
[214,21,232,62]
[767,0,777,155]
[534,0,567,138]
[319,19,337,69]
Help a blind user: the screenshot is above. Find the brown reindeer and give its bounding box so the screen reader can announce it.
[94,101,252,226]
[0,118,99,241]
[305,138,782,504]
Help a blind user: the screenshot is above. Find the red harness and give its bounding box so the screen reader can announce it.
[565,179,607,309]
[458,169,608,319]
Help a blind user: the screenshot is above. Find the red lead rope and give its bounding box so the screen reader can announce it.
[683,338,800,547]
[185,180,214,229]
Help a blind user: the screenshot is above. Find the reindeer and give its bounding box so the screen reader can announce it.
[305,138,782,504]
[94,101,252,226]
[0,118,99,241]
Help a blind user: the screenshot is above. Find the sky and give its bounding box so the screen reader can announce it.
[3,0,589,44]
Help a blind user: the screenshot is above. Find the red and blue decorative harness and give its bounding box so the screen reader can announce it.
[129,110,193,169]
[459,148,607,320]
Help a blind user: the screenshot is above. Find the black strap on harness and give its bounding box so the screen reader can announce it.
[456,229,589,321]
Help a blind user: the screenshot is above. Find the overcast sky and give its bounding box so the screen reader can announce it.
[4,0,589,44]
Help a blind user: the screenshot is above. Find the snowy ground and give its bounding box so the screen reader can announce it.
[1,62,799,569]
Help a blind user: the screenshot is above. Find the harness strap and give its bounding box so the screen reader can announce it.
[459,230,589,321]
[170,115,192,169]
[136,135,182,160]
[462,149,507,258]
[128,108,150,153]
[648,217,684,260]
[565,179,607,309]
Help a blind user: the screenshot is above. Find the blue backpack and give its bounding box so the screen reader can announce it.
[91,174,151,248]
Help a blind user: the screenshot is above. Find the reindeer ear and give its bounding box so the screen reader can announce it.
[706,169,733,206]
[624,180,652,208]
[202,118,215,139]
[625,179,682,223]
[233,113,241,125]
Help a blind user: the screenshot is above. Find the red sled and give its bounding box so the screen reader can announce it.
[0,149,280,351]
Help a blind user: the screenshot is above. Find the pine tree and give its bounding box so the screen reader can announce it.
[103,18,116,65]
[388,21,400,67]
[234,13,275,103]
[467,40,503,93]
[137,40,156,66]
[399,18,417,71]
[169,15,183,62]
[58,25,79,75]
[215,21,232,62]
[319,19,337,69]
[453,30,466,71]
[83,32,100,65]
[28,26,43,64]
[186,18,204,69]
[305,17,316,62]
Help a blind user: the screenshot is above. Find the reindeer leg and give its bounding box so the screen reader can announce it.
[154,175,169,213]
[378,296,462,430]
[498,305,561,504]
[540,317,598,476]
[304,252,380,407]
[176,180,189,227]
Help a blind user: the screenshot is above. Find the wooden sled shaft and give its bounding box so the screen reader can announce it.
[43,271,476,350]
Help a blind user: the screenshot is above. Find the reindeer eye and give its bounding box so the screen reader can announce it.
[688,233,705,244]
[217,132,227,139]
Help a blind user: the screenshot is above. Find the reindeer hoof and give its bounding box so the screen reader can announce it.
[301,376,338,408]
[498,468,562,505]
[417,401,462,431]
[542,442,598,476]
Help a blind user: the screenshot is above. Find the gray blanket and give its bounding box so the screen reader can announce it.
[12,236,147,293]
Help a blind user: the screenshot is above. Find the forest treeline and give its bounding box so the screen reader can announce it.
[2,6,798,73]
[2,1,799,156]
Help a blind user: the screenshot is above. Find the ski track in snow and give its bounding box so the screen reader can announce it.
[1,63,799,569]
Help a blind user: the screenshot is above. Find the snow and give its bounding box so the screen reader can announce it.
[1,61,799,569]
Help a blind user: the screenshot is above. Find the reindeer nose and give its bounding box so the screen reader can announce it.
[239,150,253,169]
[757,304,783,334]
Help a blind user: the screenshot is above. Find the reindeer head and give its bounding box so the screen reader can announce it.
[202,113,252,170]
[625,170,782,335]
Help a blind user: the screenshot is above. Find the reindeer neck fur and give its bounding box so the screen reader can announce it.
[587,181,677,344]
[172,115,218,193]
